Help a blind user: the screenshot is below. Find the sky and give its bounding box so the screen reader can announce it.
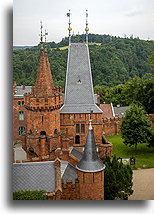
[13,0,153,46]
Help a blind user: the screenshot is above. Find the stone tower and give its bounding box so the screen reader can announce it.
[23,46,63,160]
[76,120,105,200]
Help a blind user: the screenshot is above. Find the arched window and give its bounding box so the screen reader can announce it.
[19,127,25,136]
[19,111,24,120]
[75,135,80,144]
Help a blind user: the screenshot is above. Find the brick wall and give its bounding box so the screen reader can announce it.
[102,114,154,136]
[77,170,104,200]
[60,113,103,146]
[61,181,80,200]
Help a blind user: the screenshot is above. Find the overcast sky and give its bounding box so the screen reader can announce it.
[13,0,153,46]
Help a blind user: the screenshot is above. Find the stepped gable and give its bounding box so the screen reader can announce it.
[60,43,102,114]
[34,47,54,97]
[76,121,105,172]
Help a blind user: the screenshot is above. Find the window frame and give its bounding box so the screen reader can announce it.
[19,111,24,120]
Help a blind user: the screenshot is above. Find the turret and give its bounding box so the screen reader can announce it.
[76,120,105,200]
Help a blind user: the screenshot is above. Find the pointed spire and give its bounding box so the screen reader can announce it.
[34,23,54,97]
[85,10,89,44]
[67,9,72,45]
[76,121,105,172]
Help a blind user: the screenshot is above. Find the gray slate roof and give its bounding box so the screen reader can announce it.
[12,161,56,192]
[60,43,102,114]
[76,127,105,172]
[14,86,32,98]
[62,163,77,184]
[12,160,77,192]
[70,147,83,160]
[62,93,98,105]
[113,106,129,117]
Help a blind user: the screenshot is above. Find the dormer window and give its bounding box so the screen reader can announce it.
[77,79,82,84]
[77,76,82,84]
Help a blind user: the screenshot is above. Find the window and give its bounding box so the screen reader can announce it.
[19,111,24,120]
[76,124,80,133]
[54,129,58,134]
[19,126,25,136]
[18,101,24,106]
[75,135,80,144]
[40,131,46,135]
[81,124,85,133]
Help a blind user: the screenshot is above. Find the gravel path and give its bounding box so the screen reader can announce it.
[129,168,154,200]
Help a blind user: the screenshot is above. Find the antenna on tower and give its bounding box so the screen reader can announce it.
[85,10,89,44]
[67,9,72,45]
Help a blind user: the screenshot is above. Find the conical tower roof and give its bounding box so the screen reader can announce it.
[76,121,105,172]
[34,47,54,97]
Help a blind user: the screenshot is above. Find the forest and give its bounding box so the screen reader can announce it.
[13,34,153,113]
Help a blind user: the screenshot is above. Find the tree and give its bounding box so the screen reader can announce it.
[104,156,133,200]
[120,103,153,150]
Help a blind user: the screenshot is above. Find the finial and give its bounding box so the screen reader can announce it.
[67,9,72,45]
[44,29,48,43]
[89,119,92,130]
[40,21,43,44]
[85,10,89,44]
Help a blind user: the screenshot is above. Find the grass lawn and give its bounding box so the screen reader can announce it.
[106,135,154,169]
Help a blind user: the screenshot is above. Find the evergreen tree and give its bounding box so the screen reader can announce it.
[104,156,133,200]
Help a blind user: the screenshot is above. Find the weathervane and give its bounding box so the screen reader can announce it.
[85,10,89,44]
[67,9,72,45]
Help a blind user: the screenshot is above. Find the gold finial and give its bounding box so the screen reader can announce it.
[85,10,89,43]
[67,9,72,45]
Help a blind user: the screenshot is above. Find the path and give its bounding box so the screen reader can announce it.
[129,168,154,200]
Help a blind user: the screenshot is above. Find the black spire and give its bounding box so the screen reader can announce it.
[76,120,105,172]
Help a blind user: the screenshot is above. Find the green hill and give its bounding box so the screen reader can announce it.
[13,34,153,88]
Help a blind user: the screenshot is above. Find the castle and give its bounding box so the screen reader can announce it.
[13,40,108,199]
[12,14,117,200]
